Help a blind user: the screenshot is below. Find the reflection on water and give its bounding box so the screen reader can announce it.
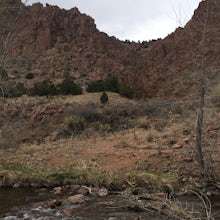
[0,188,40,216]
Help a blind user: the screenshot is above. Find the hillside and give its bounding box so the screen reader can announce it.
[0,0,219,194]
[0,0,219,98]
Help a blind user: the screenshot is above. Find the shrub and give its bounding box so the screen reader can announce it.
[0,68,8,81]
[142,99,167,115]
[146,132,153,142]
[100,92,109,105]
[78,103,101,121]
[104,76,120,93]
[86,80,104,93]
[105,103,138,117]
[99,123,111,134]
[25,72,34,80]
[140,41,148,49]
[119,84,134,99]
[0,81,26,98]
[58,74,82,95]
[86,76,134,99]
[65,115,85,134]
[12,82,27,97]
[31,79,57,96]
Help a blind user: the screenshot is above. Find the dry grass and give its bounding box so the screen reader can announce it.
[125,190,215,220]
[0,92,219,188]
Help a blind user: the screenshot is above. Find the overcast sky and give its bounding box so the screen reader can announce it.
[25,0,202,41]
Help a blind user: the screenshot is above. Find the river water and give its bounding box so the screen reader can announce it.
[0,188,219,220]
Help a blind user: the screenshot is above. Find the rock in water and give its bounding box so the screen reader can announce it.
[98,188,108,197]
[68,194,85,204]
[53,186,62,194]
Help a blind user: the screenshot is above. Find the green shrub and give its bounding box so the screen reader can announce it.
[0,68,8,81]
[86,76,119,93]
[12,82,27,97]
[25,72,34,80]
[100,92,109,105]
[104,76,120,93]
[31,79,57,96]
[0,81,26,98]
[86,76,134,99]
[58,74,82,95]
[86,80,104,93]
[119,84,134,99]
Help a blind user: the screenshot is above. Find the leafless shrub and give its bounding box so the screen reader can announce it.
[154,121,167,132]
[146,132,153,142]
[125,190,214,220]
[104,103,139,118]
[65,102,102,122]
[64,115,85,134]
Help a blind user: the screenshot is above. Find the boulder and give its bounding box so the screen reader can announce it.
[53,186,62,194]
[68,194,85,204]
[47,199,62,208]
[98,188,108,197]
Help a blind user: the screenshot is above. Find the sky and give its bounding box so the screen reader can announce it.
[24,0,202,42]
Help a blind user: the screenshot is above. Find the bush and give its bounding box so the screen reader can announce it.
[13,82,27,97]
[0,81,26,98]
[0,68,8,81]
[86,76,134,99]
[100,92,109,105]
[65,115,85,134]
[25,72,34,80]
[104,76,120,93]
[78,103,101,121]
[58,74,82,95]
[86,77,119,93]
[99,123,111,134]
[31,79,57,96]
[119,84,134,99]
[86,80,104,93]
[142,99,167,115]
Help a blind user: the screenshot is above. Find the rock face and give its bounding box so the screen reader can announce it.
[0,0,219,98]
[134,0,220,98]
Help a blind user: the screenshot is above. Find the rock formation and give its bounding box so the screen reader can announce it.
[0,0,219,98]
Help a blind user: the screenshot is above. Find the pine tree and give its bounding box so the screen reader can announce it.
[100,91,109,105]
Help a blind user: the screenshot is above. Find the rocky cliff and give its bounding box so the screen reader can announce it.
[1,0,219,98]
[135,0,220,98]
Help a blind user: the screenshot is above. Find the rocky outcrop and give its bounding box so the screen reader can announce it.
[132,0,220,98]
[1,0,136,85]
[1,0,219,98]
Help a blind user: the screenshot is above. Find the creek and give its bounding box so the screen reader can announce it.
[0,188,219,220]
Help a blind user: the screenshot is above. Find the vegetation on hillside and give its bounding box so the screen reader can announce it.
[87,76,134,99]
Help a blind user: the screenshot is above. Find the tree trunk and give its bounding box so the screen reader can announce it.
[195,0,210,179]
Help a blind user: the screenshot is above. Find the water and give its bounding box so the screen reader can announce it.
[0,188,219,220]
[0,188,168,220]
[211,195,220,220]
[0,188,42,216]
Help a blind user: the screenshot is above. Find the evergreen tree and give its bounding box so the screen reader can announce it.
[100,91,109,105]
[58,73,82,95]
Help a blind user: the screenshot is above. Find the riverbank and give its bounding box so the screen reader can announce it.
[0,93,219,218]
[1,185,219,220]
